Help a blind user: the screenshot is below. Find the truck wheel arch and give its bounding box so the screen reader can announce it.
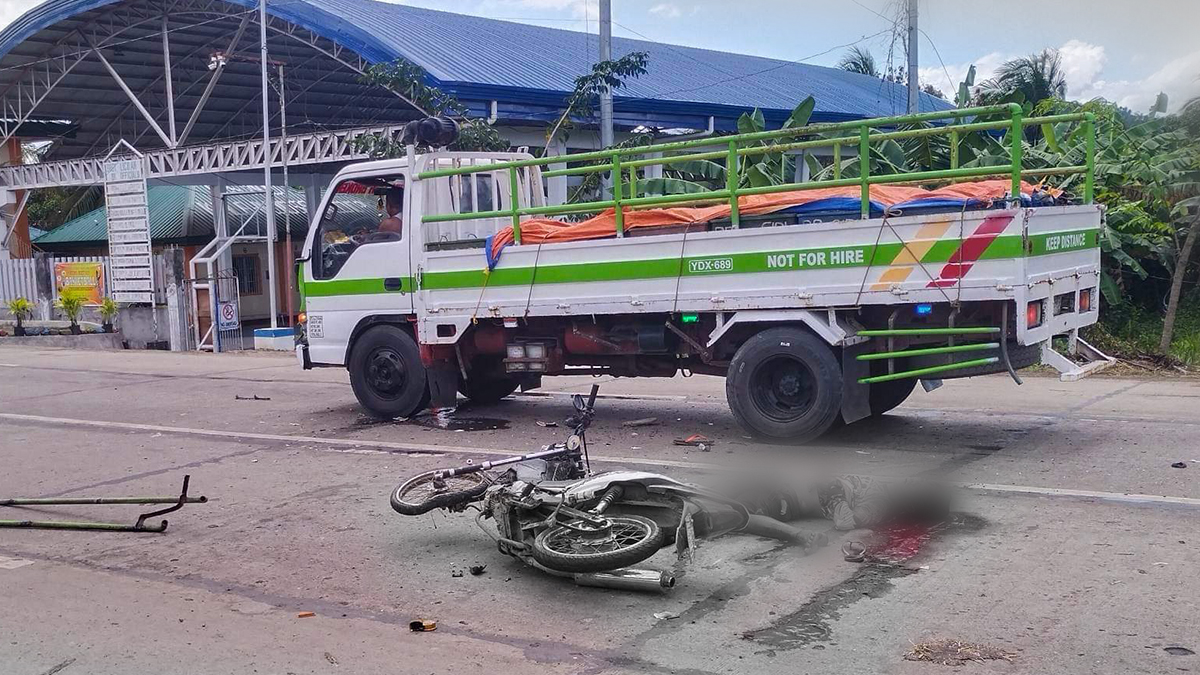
[346,315,417,367]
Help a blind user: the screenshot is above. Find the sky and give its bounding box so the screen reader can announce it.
[0,0,1196,112]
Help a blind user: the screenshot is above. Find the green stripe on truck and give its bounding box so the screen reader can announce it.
[302,228,1097,296]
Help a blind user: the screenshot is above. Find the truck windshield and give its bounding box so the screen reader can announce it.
[314,176,405,279]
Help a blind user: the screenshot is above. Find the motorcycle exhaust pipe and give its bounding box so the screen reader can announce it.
[573,568,676,593]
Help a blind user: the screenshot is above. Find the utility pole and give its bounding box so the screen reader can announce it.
[907,0,919,113]
[260,0,278,328]
[599,0,614,196]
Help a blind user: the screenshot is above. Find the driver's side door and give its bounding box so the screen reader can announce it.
[302,174,413,365]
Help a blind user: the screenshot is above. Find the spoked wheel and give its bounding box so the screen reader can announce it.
[532,514,663,573]
[390,470,489,516]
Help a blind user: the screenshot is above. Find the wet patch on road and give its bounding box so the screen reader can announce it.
[742,513,986,652]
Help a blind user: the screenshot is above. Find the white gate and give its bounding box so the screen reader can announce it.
[0,258,38,303]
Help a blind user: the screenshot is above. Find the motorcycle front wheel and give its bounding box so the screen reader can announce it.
[390,470,489,516]
[532,514,663,573]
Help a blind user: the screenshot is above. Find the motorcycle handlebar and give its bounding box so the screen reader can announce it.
[586,384,599,410]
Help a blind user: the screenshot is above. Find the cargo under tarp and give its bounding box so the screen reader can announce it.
[484,179,1053,269]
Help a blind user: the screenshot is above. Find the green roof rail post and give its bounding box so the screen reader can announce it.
[726,140,740,228]
[509,167,522,245]
[628,165,638,200]
[612,153,625,237]
[859,125,870,219]
[1083,112,1096,204]
[833,142,842,180]
[949,129,959,184]
[1008,103,1024,203]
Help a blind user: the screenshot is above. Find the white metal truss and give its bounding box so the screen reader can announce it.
[0,122,410,189]
[0,0,192,146]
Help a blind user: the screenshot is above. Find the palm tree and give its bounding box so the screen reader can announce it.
[838,46,879,77]
[977,49,1068,105]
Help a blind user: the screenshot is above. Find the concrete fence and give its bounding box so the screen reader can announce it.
[0,249,188,350]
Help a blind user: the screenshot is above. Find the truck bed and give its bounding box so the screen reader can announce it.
[418,201,1103,347]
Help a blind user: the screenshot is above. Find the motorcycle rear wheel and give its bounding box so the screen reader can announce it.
[390,470,489,516]
[532,514,663,573]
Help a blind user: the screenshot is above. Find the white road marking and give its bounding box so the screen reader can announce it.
[3,412,1199,509]
[0,363,18,367]
[964,483,1200,508]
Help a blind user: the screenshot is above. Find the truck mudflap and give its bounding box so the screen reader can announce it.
[1039,333,1115,382]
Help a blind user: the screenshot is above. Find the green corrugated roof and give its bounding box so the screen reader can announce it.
[34,185,311,247]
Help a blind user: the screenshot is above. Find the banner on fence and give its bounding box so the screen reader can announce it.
[53,261,105,305]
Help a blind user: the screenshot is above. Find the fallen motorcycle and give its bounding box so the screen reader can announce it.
[390,385,814,591]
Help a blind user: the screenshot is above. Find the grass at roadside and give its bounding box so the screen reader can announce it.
[1085,300,1200,368]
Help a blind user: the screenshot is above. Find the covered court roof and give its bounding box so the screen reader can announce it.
[0,0,949,165]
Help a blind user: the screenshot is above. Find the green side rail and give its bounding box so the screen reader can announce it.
[418,104,1097,245]
[859,357,1000,384]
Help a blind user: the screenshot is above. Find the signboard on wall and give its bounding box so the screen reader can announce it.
[104,156,154,304]
[53,261,105,305]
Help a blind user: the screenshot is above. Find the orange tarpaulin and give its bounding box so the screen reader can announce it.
[487,179,1039,265]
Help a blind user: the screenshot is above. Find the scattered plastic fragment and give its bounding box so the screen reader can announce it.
[410,619,437,632]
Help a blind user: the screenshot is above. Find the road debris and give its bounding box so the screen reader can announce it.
[905,639,1015,665]
[653,611,680,620]
[324,652,339,665]
[1171,461,1187,469]
[1164,646,1195,656]
[297,611,316,618]
[535,420,558,427]
[841,541,866,563]
[469,564,487,576]
[234,395,271,401]
[410,619,437,632]
[673,434,714,451]
[451,569,464,578]
[622,417,659,428]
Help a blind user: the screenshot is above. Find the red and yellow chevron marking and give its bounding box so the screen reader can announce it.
[926,214,1015,288]
[869,219,954,291]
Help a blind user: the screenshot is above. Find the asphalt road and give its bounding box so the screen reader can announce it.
[1,345,1197,675]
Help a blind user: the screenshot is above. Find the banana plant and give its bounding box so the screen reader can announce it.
[638,97,817,196]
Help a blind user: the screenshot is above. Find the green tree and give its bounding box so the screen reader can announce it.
[544,51,650,152]
[977,49,1068,105]
[837,46,879,77]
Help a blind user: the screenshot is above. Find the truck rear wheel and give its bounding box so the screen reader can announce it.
[868,378,917,416]
[460,375,520,404]
[349,325,428,419]
[726,327,842,442]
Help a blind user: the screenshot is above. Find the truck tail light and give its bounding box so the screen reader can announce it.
[1027,300,1044,328]
[1079,288,1093,313]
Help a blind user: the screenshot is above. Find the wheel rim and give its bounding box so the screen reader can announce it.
[542,518,652,556]
[749,355,817,423]
[398,473,485,504]
[366,347,407,399]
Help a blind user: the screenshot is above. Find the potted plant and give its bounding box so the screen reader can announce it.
[56,294,85,335]
[99,297,119,333]
[6,297,34,337]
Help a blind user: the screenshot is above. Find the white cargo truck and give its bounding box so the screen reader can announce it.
[295,104,1111,441]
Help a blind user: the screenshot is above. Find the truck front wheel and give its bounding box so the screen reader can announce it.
[726,327,843,442]
[349,325,429,419]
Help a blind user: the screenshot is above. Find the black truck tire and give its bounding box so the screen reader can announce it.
[726,327,843,442]
[868,378,917,416]
[459,375,520,404]
[348,325,429,419]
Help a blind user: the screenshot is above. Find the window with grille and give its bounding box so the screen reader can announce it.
[232,254,261,295]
